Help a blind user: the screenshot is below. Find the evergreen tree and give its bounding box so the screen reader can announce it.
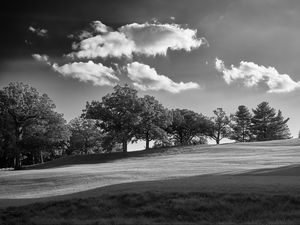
[251,102,290,141]
[269,110,291,140]
[230,105,252,142]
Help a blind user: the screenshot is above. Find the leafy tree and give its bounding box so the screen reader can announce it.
[169,109,210,145]
[68,117,102,154]
[251,102,290,141]
[21,111,70,164]
[230,105,252,142]
[135,95,172,150]
[208,108,231,144]
[0,82,61,169]
[83,85,141,152]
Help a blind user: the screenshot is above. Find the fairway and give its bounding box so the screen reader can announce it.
[0,139,299,200]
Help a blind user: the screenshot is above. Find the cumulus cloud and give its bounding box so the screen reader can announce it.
[68,20,207,59]
[215,58,300,93]
[29,26,48,37]
[32,54,51,65]
[52,61,119,86]
[127,62,199,93]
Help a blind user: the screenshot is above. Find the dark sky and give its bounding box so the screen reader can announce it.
[1,0,300,145]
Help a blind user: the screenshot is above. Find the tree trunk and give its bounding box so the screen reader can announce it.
[179,133,183,145]
[216,131,220,144]
[14,153,22,170]
[145,132,150,150]
[122,140,127,152]
[40,151,44,163]
[14,126,23,169]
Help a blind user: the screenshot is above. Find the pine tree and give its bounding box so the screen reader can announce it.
[269,110,291,140]
[230,105,252,142]
[251,102,290,141]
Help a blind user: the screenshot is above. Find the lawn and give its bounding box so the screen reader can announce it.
[0,139,299,224]
[1,191,299,225]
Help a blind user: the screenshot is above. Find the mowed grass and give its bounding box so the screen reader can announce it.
[1,191,300,225]
[0,139,300,224]
[0,139,299,199]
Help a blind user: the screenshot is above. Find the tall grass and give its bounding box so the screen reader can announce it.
[1,191,299,225]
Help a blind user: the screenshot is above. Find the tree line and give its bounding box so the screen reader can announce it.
[0,82,291,169]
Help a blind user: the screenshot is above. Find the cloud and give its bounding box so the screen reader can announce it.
[32,54,51,65]
[52,61,119,86]
[28,26,48,37]
[68,20,207,59]
[127,62,199,93]
[215,58,300,93]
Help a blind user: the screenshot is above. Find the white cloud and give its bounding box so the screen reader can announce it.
[127,62,199,93]
[29,26,48,37]
[68,20,207,59]
[69,32,135,58]
[215,58,300,93]
[52,61,119,86]
[32,54,51,65]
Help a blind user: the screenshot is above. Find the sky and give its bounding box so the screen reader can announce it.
[1,0,300,149]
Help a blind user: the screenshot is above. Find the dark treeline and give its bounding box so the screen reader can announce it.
[0,83,291,169]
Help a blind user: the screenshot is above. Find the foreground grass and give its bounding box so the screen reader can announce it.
[1,192,299,225]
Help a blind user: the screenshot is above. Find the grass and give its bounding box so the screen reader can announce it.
[0,139,300,224]
[1,191,299,225]
[1,139,299,200]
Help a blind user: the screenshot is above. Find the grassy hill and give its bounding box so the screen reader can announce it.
[0,139,299,200]
[0,139,300,224]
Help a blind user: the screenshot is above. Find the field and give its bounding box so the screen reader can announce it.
[0,139,300,224]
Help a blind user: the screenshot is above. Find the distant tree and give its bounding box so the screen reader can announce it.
[68,117,102,154]
[83,85,141,152]
[251,102,290,141]
[251,102,276,141]
[169,109,210,145]
[135,95,172,150]
[269,110,291,140]
[0,82,62,169]
[230,105,252,142]
[208,108,231,144]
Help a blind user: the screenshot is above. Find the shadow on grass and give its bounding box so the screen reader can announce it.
[1,191,299,225]
[25,144,209,170]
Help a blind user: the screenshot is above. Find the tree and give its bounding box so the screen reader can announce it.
[0,82,60,169]
[21,111,70,164]
[169,109,210,145]
[68,117,103,154]
[251,102,276,141]
[230,105,252,142]
[83,85,141,152]
[251,102,290,141]
[208,108,231,144]
[135,95,172,150]
[269,110,291,140]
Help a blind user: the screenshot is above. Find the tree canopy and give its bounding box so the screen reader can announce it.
[0,82,70,168]
[230,105,252,142]
[208,108,231,144]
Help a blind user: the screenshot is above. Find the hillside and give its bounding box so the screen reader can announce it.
[0,139,299,201]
